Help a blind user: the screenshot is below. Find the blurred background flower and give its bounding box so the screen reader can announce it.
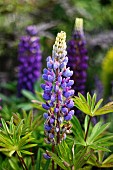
[67,18,88,97]
[17,25,42,96]
[101,48,113,100]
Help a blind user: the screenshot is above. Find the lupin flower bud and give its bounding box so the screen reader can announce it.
[17,25,42,97]
[67,18,89,96]
[41,31,74,146]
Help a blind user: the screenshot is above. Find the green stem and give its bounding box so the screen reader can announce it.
[16,152,25,170]
[16,152,28,170]
[56,68,60,170]
[84,116,92,141]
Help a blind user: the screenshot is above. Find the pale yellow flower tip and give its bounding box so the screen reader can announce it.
[57,31,66,40]
[52,31,67,60]
[75,18,83,32]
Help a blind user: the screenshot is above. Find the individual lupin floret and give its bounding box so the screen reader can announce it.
[41,31,75,148]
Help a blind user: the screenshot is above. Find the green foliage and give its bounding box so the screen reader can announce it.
[87,152,113,168]
[71,116,113,152]
[0,79,45,122]
[73,92,113,117]
[0,117,37,157]
[48,140,92,170]
[48,114,113,169]
[13,110,43,133]
[35,148,50,170]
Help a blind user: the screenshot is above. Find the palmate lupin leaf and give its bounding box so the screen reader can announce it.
[73,92,113,116]
[48,140,92,170]
[87,152,113,168]
[0,117,37,157]
[71,116,113,153]
[13,110,43,134]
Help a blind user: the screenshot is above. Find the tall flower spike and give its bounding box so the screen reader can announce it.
[41,31,74,148]
[17,25,42,97]
[67,18,89,97]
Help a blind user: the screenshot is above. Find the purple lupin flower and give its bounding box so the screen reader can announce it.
[67,18,89,96]
[41,31,74,148]
[17,25,42,97]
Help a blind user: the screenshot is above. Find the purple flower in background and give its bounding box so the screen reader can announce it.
[67,18,89,97]
[41,31,74,145]
[17,26,42,97]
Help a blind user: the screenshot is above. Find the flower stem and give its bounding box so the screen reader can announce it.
[16,152,28,170]
[56,68,61,170]
[84,116,92,141]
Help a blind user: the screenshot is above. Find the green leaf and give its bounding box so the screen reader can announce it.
[87,153,98,166]
[57,140,72,164]
[1,118,10,134]
[48,151,68,170]
[35,91,44,102]
[74,147,92,169]
[94,101,113,116]
[93,98,103,114]
[89,145,111,152]
[71,116,84,139]
[102,154,113,165]
[21,150,33,155]
[91,93,96,112]
[9,159,20,170]
[17,103,33,110]
[22,90,37,100]
[87,92,92,108]
[32,103,45,111]
[87,122,110,144]
[84,115,89,134]
[36,148,42,170]
[43,159,50,170]
[78,93,87,102]
[19,132,32,143]
[21,144,37,149]
[73,97,91,116]
[93,133,113,143]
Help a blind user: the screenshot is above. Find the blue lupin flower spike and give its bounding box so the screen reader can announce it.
[41,31,75,151]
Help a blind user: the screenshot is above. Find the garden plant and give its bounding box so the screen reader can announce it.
[0,17,113,170]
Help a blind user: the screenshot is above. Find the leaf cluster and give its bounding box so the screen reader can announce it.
[0,114,38,157]
[48,140,92,170]
[73,92,113,117]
